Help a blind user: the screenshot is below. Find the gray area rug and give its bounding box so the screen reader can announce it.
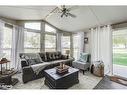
[12,71,102,89]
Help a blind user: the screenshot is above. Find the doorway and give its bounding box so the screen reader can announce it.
[113,29,127,78]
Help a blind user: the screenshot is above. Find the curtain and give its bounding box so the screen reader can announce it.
[0,20,5,71]
[91,25,112,75]
[56,32,63,52]
[0,20,4,53]
[77,32,85,59]
[11,25,24,70]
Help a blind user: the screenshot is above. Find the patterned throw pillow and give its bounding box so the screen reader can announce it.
[78,53,88,62]
[27,59,36,65]
[27,58,43,65]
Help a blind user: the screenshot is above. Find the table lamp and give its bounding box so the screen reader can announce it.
[0,53,6,60]
[65,50,70,58]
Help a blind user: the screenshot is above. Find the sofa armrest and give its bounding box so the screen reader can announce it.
[22,66,34,74]
[22,66,35,83]
[21,60,29,68]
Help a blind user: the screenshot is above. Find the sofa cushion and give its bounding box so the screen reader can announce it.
[56,51,62,59]
[46,51,62,61]
[72,61,90,70]
[52,53,56,60]
[39,52,47,62]
[19,53,43,65]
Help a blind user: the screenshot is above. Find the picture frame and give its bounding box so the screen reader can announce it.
[84,37,88,43]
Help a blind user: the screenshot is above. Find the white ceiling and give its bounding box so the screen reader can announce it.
[0,6,127,32]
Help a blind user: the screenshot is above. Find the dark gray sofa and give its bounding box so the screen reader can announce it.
[19,51,74,83]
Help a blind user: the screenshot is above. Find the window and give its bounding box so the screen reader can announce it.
[61,36,71,54]
[73,34,79,60]
[25,22,41,30]
[45,24,56,33]
[113,29,127,78]
[24,31,40,53]
[45,24,57,52]
[45,34,56,52]
[2,26,12,60]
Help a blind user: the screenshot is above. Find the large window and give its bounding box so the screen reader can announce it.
[61,35,71,54]
[24,22,41,53]
[24,31,40,53]
[24,22,41,30]
[113,29,127,78]
[45,34,56,52]
[2,26,12,60]
[45,24,56,52]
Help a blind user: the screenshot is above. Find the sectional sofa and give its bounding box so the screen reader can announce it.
[19,51,74,83]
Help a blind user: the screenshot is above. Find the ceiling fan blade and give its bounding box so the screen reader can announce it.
[68,6,79,11]
[68,13,76,18]
[57,5,64,10]
[44,7,58,20]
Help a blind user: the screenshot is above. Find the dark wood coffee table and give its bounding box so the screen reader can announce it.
[44,66,79,89]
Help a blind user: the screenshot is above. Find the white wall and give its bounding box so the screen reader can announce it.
[84,31,91,54]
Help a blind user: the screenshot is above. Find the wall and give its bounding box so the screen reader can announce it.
[84,31,91,54]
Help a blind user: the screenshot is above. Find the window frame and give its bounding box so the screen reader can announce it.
[45,23,56,33]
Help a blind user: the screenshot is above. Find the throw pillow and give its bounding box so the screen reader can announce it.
[27,59,36,65]
[34,58,43,64]
[78,53,88,62]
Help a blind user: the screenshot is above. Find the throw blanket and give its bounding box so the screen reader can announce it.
[30,62,51,75]
[30,58,74,75]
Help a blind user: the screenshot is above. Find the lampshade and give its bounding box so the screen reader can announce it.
[0,53,6,59]
[65,50,70,55]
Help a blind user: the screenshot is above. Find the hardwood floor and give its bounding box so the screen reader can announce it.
[94,76,127,89]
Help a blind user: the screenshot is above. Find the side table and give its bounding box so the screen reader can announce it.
[0,60,10,75]
[0,70,19,86]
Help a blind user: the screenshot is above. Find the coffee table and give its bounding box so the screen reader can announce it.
[44,66,79,89]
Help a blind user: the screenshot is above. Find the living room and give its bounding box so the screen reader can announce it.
[1,1,127,94]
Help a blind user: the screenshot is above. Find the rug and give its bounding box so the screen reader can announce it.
[110,76,127,86]
[12,71,102,89]
[94,75,127,89]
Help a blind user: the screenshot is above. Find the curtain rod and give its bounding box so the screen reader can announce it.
[89,21,127,30]
[89,25,108,30]
[111,21,127,26]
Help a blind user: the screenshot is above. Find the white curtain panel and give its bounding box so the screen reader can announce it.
[0,20,4,53]
[91,25,112,75]
[77,32,85,58]
[11,25,24,70]
[56,32,63,52]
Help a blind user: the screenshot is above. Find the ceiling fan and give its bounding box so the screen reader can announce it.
[45,5,78,19]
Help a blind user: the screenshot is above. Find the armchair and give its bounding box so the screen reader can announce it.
[72,53,90,75]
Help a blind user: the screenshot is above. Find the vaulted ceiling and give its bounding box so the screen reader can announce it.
[0,6,127,32]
